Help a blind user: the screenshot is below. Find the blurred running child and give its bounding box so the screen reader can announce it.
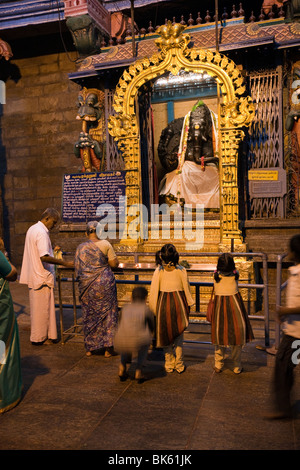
[114,286,154,383]
[266,234,300,419]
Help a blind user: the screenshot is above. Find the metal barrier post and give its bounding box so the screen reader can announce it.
[262,253,270,347]
[56,269,84,344]
[57,271,65,344]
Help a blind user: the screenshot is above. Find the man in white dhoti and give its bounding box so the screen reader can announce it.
[20,208,73,345]
[159,159,219,207]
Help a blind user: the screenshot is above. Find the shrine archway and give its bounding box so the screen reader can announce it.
[108,22,255,248]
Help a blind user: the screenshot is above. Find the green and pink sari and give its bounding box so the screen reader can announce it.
[0,278,22,413]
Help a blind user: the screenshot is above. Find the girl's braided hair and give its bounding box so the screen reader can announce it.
[214,253,239,283]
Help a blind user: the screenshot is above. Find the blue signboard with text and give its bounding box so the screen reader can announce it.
[62,171,127,222]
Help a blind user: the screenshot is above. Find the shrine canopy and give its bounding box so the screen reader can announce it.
[69,13,300,83]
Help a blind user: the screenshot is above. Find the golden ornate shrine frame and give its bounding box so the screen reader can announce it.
[108,22,255,248]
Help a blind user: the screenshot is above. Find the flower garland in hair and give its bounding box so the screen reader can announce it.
[162,261,175,268]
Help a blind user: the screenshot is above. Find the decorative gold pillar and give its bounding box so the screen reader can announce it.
[219,96,255,250]
[121,136,140,207]
[219,128,245,247]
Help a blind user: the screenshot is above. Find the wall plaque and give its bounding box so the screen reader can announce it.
[248,170,279,181]
[62,171,126,222]
[248,168,287,198]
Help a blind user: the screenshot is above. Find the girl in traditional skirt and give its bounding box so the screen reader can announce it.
[149,244,194,374]
[211,253,254,374]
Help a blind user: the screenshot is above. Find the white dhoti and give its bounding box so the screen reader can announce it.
[29,285,57,342]
[159,160,220,208]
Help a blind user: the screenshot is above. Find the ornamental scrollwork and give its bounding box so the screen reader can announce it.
[221,97,255,128]
[107,22,255,247]
[108,114,138,141]
[155,21,190,52]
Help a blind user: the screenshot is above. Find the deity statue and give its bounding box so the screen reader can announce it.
[158,100,219,208]
[74,88,105,172]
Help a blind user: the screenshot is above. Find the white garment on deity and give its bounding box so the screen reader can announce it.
[159,160,220,208]
[158,107,220,208]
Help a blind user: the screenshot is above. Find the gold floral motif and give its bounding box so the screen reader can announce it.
[221,97,255,128]
[246,23,261,37]
[155,21,189,51]
[80,56,94,70]
[108,114,138,140]
[106,46,119,59]
[290,23,300,35]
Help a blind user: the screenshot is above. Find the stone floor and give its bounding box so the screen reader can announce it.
[1,281,300,457]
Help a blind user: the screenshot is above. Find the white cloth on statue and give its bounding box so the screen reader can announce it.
[29,286,57,342]
[281,264,300,339]
[159,161,220,208]
[20,221,55,289]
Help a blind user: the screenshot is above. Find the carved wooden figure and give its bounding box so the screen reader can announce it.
[74,88,105,172]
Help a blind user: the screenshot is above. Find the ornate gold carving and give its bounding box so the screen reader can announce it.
[155,22,189,52]
[80,56,94,70]
[219,129,244,242]
[106,46,119,59]
[290,23,300,35]
[108,114,138,140]
[221,97,255,128]
[108,22,254,245]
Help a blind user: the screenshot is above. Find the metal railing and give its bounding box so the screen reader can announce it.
[56,251,270,346]
[275,253,291,349]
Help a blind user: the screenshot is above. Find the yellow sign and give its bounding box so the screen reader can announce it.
[248,170,278,181]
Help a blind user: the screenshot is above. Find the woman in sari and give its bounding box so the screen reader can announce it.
[0,246,22,413]
[75,221,119,357]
